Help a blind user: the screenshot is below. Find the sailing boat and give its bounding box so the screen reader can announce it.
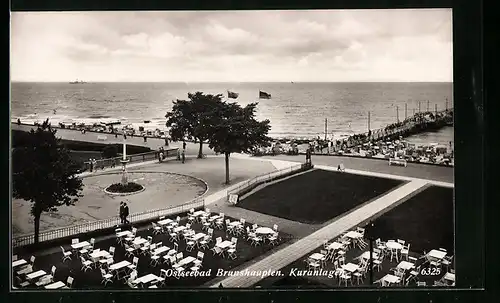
[227,90,239,99]
[259,90,271,99]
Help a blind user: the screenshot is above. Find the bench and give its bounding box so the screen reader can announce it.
[97,135,108,141]
[389,158,407,167]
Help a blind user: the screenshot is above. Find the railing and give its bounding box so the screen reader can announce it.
[83,148,179,171]
[12,195,204,248]
[227,163,306,199]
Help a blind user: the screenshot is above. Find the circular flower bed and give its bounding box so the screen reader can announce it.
[105,182,144,194]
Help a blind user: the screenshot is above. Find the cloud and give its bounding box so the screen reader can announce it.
[10,10,452,82]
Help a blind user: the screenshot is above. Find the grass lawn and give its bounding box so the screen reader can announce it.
[369,185,454,254]
[13,215,290,289]
[237,169,404,224]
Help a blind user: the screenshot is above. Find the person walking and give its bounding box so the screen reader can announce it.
[165,137,169,146]
[89,158,94,172]
[181,149,186,164]
[143,135,147,143]
[119,202,125,224]
[183,140,187,150]
[123,203,130,224]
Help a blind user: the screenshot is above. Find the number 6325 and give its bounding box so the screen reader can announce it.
[420,268,441,276]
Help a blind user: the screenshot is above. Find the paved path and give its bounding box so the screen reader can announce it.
[209,179,429,287]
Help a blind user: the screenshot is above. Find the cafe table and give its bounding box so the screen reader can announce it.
[26,270,46,281]
[12,259,27,268]
[397,261,415,271]
[44,281,66,289]
[217,240,233,250]
[342,263,360,273]
[71,241,90,250]
[309,253,326,261]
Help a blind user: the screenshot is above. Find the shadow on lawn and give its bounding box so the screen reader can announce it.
[13,216,291,289]
[237,169,404,224]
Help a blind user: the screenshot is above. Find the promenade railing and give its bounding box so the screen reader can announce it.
[12,195,204,248]
[227,163,306,200]
[83,148,178,171]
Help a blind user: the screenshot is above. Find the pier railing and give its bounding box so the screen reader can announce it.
[12,195,204,248]
[83,148,179,171]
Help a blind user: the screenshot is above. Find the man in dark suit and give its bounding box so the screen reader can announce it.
[123,203,130,224]
[119,202,125,224]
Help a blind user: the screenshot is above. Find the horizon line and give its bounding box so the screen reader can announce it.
[11,80,453,83]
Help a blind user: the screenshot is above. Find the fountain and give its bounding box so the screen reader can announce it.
[104,138,145,195]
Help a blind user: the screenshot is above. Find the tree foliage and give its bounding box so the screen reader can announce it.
[165,92,224,158]
[207,102,272,184]
[12,119,84,244]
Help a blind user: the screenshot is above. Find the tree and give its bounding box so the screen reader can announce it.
[12,119,84,245]
[208,102,272,184]
[165,92,224,158]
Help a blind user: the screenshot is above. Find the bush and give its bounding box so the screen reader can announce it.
[106,182,144,193]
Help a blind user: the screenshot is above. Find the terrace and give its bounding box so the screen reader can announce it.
[12,210,289,289]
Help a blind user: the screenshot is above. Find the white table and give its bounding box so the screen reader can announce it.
[427,249,447,260]
[326,242,343,251]
[229,221,242,227]
[132,238,148,246]
[381,274,400,285]
[158,219,173,225]
[344,231,363,239]
[443,272,455,282]
[385,241,403,250]
[193,210,205,217]
[192,233,206,241]
[71,241,90,249]
[26,270,46,280]
[154,246,169,255]
[109,260,131,271]
[173,226,186,233]
[397,261,415,271]
[134,273,160,284]
[359,251,379,260]
[217,241,233,250]
[116,231,132,238]
[309,253,326,261]
[255,227,275,235]
[109,260,131,280]
[208,215,220,221]
[44,281,66,289]
[90,250,110,259]
[12,259,27,268]
[178,256,196,266]
[342,263,360,273]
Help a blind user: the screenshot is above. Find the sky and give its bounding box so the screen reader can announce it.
[10,10,453,82]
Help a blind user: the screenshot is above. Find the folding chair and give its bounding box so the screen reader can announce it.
[127,257,139,271]
[60,246,72,262]
[227,248,237,260]
[66,276,74,288]
[80,256,93,272]
[401,243,410,260]
[100,268,113,286]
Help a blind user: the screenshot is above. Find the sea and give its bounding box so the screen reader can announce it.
[10,82,454,145]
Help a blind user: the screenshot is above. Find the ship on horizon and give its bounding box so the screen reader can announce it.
[69,79,87,84]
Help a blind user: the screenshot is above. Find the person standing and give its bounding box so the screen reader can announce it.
[305,148,311,164]
[123,203,130,224]
[165,137,169,146]
[119,202,125,224]
[89,158,94,172]
[181,149,186,164]
[183,140,187,150]
[143,135,147,142]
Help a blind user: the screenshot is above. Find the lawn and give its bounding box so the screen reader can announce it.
[369,185,454,254]
[237,169,404,224]
[13,215,290,289]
